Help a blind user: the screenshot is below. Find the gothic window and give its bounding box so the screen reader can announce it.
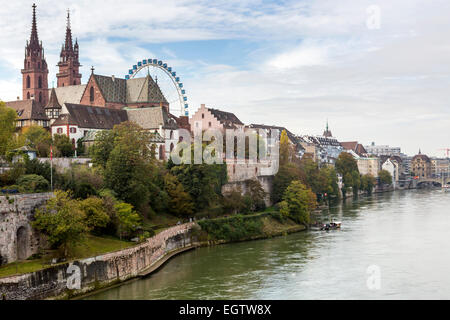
[170,130,173,139]
[26,76,30,89]
[38,76,42,89]
[73,81,76,85]
[170,143,174,152]
[39,92,42,103]
[27,62,30,69]
[202,113,204,119]
[90,87,94,102]
[27,92,30,99]
[38,62,41,69]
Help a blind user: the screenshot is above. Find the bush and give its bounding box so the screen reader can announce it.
[16,174,49,193]
[198,214,264,242]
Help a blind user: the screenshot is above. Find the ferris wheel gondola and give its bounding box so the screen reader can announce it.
[125,59,189,117]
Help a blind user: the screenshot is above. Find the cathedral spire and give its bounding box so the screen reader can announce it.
[64,9,73,52]
[29,3,39,47]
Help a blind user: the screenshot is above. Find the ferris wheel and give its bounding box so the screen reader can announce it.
[125,59,189,117]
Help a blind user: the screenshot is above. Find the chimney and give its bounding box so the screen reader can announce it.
[111,75,115,82]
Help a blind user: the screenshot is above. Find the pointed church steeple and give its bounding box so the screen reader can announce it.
[22,3,49,105]
[57,8,82,87]
[323,119,332,137]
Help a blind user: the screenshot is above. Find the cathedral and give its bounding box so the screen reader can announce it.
[5,4,188,160]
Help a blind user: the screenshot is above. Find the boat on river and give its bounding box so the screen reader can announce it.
[310,221,342,231]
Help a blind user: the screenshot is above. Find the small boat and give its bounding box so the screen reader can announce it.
[320,221,342,231]
[443,185,450,192]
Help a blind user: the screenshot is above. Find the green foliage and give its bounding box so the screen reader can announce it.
[335,152,360,196]
[244,179,267,212]
[279,180,316,225]
[53,134,74,157]
[222,188,247,214]
[272,163,304,204]
[0,101,17,156]
[163,173,194,217]
[89,130,116,170]
[79,197,110,233]
[170,163,227,212]
[32,191,89,257]
[361,174,376,194]
[198,214,264,242]
[279,130,290,166]
[16,174,49,193]
[114,202,142,239]
[378,169,393,185]
[23,157,53,182]
[21,125,52,157]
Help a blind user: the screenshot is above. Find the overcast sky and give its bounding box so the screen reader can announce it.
[0,0,449,157]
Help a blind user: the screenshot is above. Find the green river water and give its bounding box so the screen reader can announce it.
[85,189,450,300]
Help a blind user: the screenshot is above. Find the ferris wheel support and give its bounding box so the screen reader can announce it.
[125,59,189,116]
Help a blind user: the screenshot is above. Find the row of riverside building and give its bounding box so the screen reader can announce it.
[3,4,449,189]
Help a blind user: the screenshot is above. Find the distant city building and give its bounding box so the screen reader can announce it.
[248,124,305,159]
[346,150,381,177]
[411,150,432,178]
[430,158,450,178]
[364,142,401,156]
[382,158,399,188]
[190,104,244,133]
[300,122,342,166]
[340,141,368,157]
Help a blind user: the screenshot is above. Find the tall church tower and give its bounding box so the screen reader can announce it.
[21,4,49,105]
[56,10,81,87]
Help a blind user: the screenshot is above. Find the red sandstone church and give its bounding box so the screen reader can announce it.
[5,4,186,160]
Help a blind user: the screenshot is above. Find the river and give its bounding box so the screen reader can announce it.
[85,189,450,300]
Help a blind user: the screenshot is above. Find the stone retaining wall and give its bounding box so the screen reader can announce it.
[0,222,196,300]
[0,193,53,265]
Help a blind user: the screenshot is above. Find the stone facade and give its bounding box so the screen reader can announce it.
[0,193,53,265]
[0,222,196,300]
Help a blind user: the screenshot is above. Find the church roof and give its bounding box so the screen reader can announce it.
[94,75,127,103]
[127,76,168,104]
[54,85,86,105]
[5,99,48,121]
[91,74,168,105]
[126,106,177,130]
[45,88,62,109]
[52,104,127,129]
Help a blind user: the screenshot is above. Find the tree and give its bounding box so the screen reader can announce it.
[22,125,52,157]
[79,197,110,233]
[164,173,194,217]
[114,202,142,240]
[97,122,154,211]
[335,152,360,197]
[53,134,74,157]
[361,174,376,194]
[16,174,49,193]
[89,130,116,170]
[0,101,17,156]
[378,169,393,185]
[272,163,304,204]
[279,130,290,166]
[279,180,316,225]
[171,163,227,212]
[32,191,89,257]
[244,178,267,212]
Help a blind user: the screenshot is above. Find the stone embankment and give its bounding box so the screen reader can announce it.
[0,222,196,300]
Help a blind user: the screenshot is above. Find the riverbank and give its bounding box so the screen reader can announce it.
[0,210,307,300]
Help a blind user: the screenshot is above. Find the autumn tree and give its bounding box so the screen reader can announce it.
[335,152,360,197]
[279,180,316,225]
[378,169,393,185]
[22,125,52,157]
[164,173,194,217]
[32,191,89,257]
[0,101,17,156]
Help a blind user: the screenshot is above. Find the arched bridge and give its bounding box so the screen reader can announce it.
[415,177,450,188]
